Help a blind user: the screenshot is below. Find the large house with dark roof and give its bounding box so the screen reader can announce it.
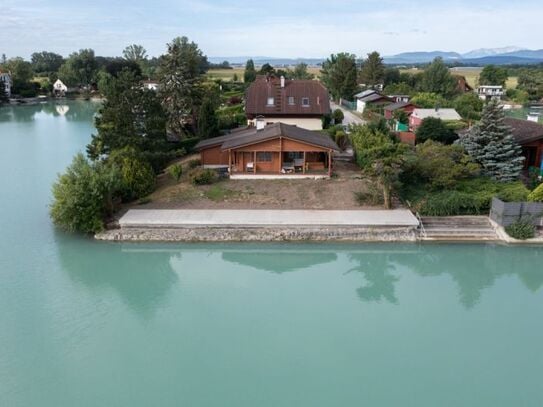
[195,122,340,178]
[245,75,330,131]
[505,117,543,170]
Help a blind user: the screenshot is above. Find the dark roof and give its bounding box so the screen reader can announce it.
[245,76,330,117]
[384,101,414,111]
[505,117,543,144]
[195,123,340,152]
[356,92,393,103]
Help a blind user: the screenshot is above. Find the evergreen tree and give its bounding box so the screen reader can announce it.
[359,51,385,87]
[159,36,207,139]
[421,57,457,97]
[198,97,219,139]
[320,53,358,101]
[244,59,256,83]
[457,99,524,182]
[87,68,170,171]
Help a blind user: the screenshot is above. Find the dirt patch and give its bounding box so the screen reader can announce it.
[127,160,385,211]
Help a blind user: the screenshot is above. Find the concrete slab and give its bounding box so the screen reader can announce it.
[119,209,419,228]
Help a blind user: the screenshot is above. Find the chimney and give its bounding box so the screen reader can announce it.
[256,116,265,130]
[280,75,285,88]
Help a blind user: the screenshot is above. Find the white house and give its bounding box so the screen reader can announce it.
[477,85,505,101]
[0,71,12,98]
[143,80,159,91]
[354,90,392,114]
[53,79,68,96]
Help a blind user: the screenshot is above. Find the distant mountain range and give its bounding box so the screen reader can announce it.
[210,47,543,67]
[382,47,543,65]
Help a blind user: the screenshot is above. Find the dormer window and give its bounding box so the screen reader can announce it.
[302,97,310,107]
[267,97,274,106]
[288,96,295,105]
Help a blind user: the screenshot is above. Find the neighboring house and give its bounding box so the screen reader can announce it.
[354,90,392,114]
[409,108,462,130]
[477,85,505,101]
[0,71,12,98]
[245,75,330,131]
[504,117,543,170]
[384,101,417,120]
[53,79,68,97]
[388,94,411,103]
[455,75,474,93]
[195,122,339,178]
[143,80,159,91]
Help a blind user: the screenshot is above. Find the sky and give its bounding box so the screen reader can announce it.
[2,0,543,59]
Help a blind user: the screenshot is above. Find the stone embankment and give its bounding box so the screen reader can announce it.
[96,209,420,242]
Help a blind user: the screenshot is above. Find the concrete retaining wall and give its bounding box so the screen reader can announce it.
[96,226,418,242]
[489,197,543,227]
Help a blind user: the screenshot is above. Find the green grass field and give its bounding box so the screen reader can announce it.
[207,67,322,82]
[401,67,518,89]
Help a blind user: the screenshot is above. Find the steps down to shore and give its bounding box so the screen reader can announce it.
[420,216,499,241]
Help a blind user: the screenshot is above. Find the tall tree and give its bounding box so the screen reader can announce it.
[158,36,207,138]
[421,57,457,97]
[31,51,64,74]
[320,53,358,101]
[4,58,34,94]
[457,99,524,182]
[291,63,314,80]
[244,59,257,83]
[58,49,98,87]
[359,51,385,88]
[478,65,508,87]
[122,44,148,63]
[87,69,170,170]
[198,96,219,139]
[259,63,275,75]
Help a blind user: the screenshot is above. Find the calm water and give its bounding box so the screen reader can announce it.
[1,101,542,407]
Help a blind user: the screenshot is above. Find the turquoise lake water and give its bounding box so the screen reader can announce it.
[1,101,542,406]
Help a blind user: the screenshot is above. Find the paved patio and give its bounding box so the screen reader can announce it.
[119,209,419,228]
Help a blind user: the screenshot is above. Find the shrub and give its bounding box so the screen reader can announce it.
[402,140,479,190]
[168,163,183,182]
[187,159,201,169]
[333,109,344,124]
[50,153,120,234]
[528,183,543,202]
[322,114,332,129]
[189,168,218,185]
[354,186,384,206]
[497,182,529,202]
[415,117,458,144]
[418,190,489,216]
[334,130,347,150]
[505,219,536,240]
[108,147,156,202]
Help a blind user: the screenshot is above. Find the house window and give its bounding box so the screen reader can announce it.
[302,97,310,107]
[286,152,304,160]
[267,97,274,106]
[288,96,295,105]
[257,152,272,162]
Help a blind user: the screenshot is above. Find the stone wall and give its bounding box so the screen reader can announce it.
[96,226,418,243]
[490,197,543,227]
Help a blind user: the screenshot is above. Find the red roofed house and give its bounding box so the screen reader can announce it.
[245,75,331,131]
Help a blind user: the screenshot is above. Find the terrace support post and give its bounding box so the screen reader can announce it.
[228,150,232,174]
[254,150,257,175]
[328,150,332,177]
[279,137,283,173]
[303,151,306,174]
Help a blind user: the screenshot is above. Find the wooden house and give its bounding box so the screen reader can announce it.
[505,117,543,171]
[195,122,340,178]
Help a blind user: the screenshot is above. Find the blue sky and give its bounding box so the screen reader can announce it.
[2,0,542,59]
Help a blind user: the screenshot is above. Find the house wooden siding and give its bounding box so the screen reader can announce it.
[200,146,229,166]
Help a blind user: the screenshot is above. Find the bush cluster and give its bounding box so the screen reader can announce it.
[528,183,543,202]
[505,219,536,240]
[189,168,218,185]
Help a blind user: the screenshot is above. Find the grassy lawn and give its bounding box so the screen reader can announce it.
[129,160,384,210]
[400,67,518,89]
